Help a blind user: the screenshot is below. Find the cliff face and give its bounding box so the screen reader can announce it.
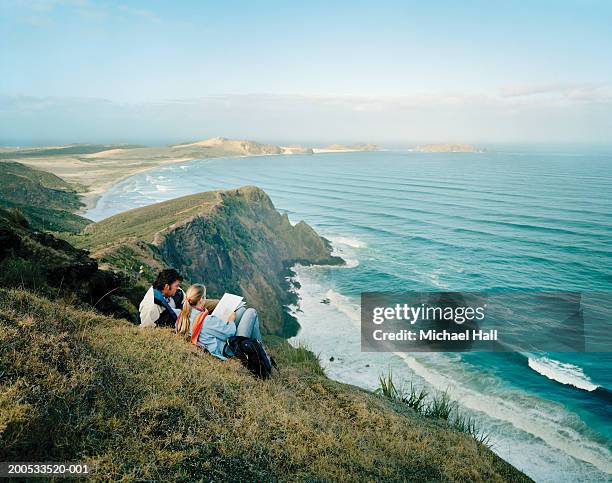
[78,186,343,335]
[156,187,342,335]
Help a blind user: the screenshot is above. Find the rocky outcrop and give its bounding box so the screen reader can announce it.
[79,186,343,335]
[280,145,314,154]
[172,137,283,155]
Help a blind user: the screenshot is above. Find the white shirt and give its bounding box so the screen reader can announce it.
[138,286,180,328]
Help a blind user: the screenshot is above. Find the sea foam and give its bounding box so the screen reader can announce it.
[528,356,598,392]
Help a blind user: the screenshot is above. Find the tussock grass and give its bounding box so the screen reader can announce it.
[273,339,326,377]
[375,369,492,448]
[0,288,529,481]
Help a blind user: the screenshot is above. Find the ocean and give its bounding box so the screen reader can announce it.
[86,147,612,482]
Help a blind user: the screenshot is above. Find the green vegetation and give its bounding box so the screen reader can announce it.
[0,288,530,481]
[0,144,142,159]
[0,207,133,319]
[73,190,220,249]
[0,161,90,232]
[375,370,491,446]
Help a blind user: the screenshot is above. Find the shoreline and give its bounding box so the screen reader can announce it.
[79,151,299,218]
[285,234,612,481]
[0,140,379,218]
[76,155,197,214]
[80,150,380,217]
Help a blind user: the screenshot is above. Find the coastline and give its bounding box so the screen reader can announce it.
[79,161,530,476]
[76,155,196,214]
[78,148,381,212]
[81,152,380,216]
[0,139,379,217]
[59,148,608,483]
[79,152,294,217]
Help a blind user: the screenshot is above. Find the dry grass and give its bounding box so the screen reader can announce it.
[0,288,531,482]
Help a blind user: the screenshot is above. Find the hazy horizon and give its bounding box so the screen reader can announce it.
[1,0,611,145]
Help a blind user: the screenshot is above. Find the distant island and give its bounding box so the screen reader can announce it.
[0,137,377,212]
[414,143,484,153]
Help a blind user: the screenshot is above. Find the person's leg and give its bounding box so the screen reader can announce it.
[235,308,262,342]
[234,306,247,325]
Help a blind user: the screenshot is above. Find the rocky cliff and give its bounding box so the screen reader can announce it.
[76,186,343,335]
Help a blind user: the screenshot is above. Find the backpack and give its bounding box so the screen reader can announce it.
[223,336,278,379]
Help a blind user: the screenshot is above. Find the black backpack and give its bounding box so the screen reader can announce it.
[224,336,278,379]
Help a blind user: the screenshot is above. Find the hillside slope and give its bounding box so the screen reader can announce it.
[72,186,343,335]
[0,207,130,317]
[0,161,90,232]
[0,288,530,482]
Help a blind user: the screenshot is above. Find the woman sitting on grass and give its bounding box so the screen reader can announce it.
[175,283,263,360]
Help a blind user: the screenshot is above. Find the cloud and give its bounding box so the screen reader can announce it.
[2,0,161,26]
[118,5,161,23]
[150,90,611,113]
[499,82,612,103]
[2,91,611,145]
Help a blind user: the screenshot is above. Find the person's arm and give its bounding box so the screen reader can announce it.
[203,314,237,339]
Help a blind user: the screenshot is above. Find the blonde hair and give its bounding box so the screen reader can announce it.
[176,283,206,337]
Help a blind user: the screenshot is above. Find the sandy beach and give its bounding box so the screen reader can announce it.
[1,138,377,213]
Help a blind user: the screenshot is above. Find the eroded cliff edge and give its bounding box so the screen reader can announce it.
[74,186,343,335]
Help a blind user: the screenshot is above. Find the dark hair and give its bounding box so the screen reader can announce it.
[153,268,183,290]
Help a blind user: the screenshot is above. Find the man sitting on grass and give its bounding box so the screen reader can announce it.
[139,268,218,328]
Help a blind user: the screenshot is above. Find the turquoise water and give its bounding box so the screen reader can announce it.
[87,148,612,482]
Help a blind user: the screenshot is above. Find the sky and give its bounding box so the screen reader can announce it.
[1,0,611,145]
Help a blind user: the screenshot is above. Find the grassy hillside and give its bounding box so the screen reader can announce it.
[0,207,133,319]
[77,190,221,248]
[0,161,90,232]
[0,287,530,482]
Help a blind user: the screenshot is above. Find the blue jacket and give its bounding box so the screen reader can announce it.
[188,307,236,360]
